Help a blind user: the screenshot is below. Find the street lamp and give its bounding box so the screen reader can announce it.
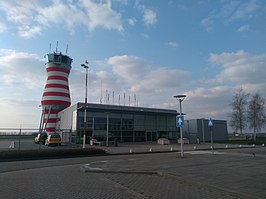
[174,94,186,158]
[81,61,89,149]
[106,112,109,147]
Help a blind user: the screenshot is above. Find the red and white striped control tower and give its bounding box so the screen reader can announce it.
[40,51,72,133]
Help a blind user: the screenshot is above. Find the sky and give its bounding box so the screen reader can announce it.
[0,0,266,132]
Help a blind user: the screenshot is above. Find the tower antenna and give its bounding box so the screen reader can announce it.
[106,89,108,104]
[66,44,68,54]
[56,41,58,53]
[113,91,114,104]
[100,81,103,104]
[49,43,51,53]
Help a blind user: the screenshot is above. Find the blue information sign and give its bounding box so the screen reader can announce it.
[208,118,213,127]
[176,115,184,127]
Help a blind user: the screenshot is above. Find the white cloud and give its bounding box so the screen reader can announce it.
[143,9,157,25]
[0,22,6,32]
[209,50,266,93]
[220,1,240,18]
[221,0,259,20]
[174,50,266,123]
[132,67,188,93]
[200,16,214,32]
[0,0,37,24]
[201,0,260,31]
[18,25,42,39]
[230,0,259,20]
[0,0,124,38]
[0,49,47,128]
[184,86,233,120]
[166,42,178,48]
[108,55,150,83]
[128,17,137,26]
[36,1,84,32]
[0,98,41,128]
[237,24,250,32]
[107,55,189,107]
[0,49,45,89]
[80,0,123,31]
[68,54,190,107]
[141,33,149,38]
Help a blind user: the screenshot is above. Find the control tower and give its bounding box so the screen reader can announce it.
[40,51,72,133]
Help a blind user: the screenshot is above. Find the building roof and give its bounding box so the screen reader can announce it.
[76,102,177,115]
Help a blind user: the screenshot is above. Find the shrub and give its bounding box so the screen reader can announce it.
[0,147,106,161]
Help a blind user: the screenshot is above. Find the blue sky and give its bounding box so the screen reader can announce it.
[0,0,266,132]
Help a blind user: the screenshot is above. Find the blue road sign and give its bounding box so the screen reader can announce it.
[176,115,184,127]
[208,118,213,127]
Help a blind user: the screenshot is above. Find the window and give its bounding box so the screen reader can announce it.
[122,119,133,130]
[54,55,61,63]
[61,55,68,64]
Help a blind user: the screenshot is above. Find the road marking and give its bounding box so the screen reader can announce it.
[83,163,103,171]
[185,151,227,155]
[9,141,15,148]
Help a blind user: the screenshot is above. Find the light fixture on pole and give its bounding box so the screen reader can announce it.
[174,94,186,158]
[81,61,89,149]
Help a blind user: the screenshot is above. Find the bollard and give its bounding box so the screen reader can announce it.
[149,148,152,152]
[193,146,197,150]
[129,148,132,153]
[225,145,228,149]
[262,144,265,147]
[170,147,173,151]
[253,144,255,147]
[239,144,242,148]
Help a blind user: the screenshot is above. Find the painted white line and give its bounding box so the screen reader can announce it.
[185,151,227,155]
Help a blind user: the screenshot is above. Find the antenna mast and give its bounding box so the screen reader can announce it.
[100,81,103,104]
[56,41,58,52]
[66,44,68,54]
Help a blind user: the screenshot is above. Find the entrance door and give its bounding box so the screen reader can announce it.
[146,131,152,142]
[146,131,157,142]
[152,132,157,141]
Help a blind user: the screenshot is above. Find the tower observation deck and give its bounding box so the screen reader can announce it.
[40,52,73,133]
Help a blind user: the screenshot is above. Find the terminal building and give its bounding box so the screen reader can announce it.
[55,103,229,144]
[56,102,178,144]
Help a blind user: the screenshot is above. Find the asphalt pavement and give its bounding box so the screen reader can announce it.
[0,141,265,199]
[92,141,258,155]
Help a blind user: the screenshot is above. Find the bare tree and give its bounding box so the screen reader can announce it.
[248,93,266,141]
[229,88,250,134]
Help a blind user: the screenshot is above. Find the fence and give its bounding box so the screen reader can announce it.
[0,128,77,152]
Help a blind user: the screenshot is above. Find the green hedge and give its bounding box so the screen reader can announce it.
[0,148,106,161]
[215,137,266,145]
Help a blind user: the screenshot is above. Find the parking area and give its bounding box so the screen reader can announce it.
[81,147,266,199]
[1,147,265,199]
[1,137,263,153]
[0,138,76,151]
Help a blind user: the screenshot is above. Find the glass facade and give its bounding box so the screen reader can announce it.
[74,103,177,143]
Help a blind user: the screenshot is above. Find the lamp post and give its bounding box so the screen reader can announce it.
[81,61,89,149]
[106,112,109,147]
[174,94,186,158]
